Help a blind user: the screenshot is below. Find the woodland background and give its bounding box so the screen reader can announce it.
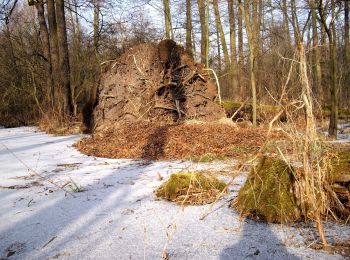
[0,0,349,137]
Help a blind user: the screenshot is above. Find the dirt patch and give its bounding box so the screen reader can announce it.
[90,40,225,131]
[74,121,276,160]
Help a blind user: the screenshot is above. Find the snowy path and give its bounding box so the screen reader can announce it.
[0,127,348,259]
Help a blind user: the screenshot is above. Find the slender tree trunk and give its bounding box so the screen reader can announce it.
[282,0,291,45]
[216,29,221,74]
[35,0,53,105]
[205,0,209,67]
[56,0,74,115]
[269,0,274,26]
[253,0,261,97]
[237,0,244,65]
[345,0,349,109]
[291,0,301,46]
[240,0,257,127]
[228,0,239,99]
[197,0,208,66]
[163,0,173,39]
[93,0,100,53]
[329,0,338,137]
[213,0,229,69]
[311,0,323,101]
[73,0,81,42]
[318,0,338,138]
[186,0,193,57]
[46,0,59,106]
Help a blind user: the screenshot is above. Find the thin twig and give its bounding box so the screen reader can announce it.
[230,99,249,120]
[1,143,75,197]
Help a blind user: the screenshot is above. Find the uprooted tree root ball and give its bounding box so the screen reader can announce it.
[87,39,226,131]
[233,156,302,223]
[155,172,226,205]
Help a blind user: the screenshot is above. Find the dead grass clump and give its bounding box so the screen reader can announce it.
[39,113,84,135]
[155,172,226,205]
[234,156,301,223]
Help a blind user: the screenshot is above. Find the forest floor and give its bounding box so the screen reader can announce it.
[0,126,350,259]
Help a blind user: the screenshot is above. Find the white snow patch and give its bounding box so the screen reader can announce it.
[0,127,348,259]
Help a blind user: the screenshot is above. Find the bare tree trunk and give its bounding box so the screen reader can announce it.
[319,0,338,138]
[163,0,173,39]
[228,0,239,99]
[213,0,229,69]
[240,0,257,127]
[237,0,244,97]
[205,0,209,68]
[197,0,208,66]
[291,0,301,46]
[35,0,53,106]
[310,0,323,101]
[237,0,244,65]
[46,0,59,106]
[345,0,349,109]
[269,0,274,26]
[186,0,193,57]
[329,0,338,137]
[281,0,291,45]
[56,0,74,115]
[93,0,100,53]
[216,29,221,73]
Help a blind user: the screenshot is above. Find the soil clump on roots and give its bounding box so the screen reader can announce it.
[88,40,225,131]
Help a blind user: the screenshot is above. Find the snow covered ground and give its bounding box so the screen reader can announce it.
[0,127,349,259]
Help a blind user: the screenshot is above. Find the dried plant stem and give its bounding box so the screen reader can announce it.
[1,143,75,197]
[298,43,328,246]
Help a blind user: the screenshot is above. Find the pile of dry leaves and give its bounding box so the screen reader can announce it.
[74,121,282,160]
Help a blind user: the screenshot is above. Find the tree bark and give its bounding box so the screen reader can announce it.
[56,0,74,115]
[197,0,208,66]
[163,0,173,39]
[46,0,59,105]
[237,0,244,65]
[291,0,301,46]
[216,29,221,73]
[345,0,349,109]
[310,0,323,101]
[240,0,257,127]
[282,0,291,45]
[213,0,230,69]
[93,0,100,53]
[318,0,338,138]
[228,0,239,98]
[35,0,53,105]
[186,0,193,57]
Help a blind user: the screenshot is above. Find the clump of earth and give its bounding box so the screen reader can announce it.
[86,40,225,131]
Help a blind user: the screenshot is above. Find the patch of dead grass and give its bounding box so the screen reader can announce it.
[155,172,227,205]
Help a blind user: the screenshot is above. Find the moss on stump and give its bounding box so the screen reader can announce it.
[155,172,226,205]
[329,148,350,183]
[234,156,301,223]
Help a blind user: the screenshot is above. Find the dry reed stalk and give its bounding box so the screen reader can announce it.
[297,43,328,246]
